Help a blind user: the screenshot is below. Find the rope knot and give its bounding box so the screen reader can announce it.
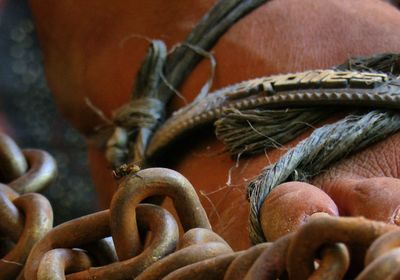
[112,97,165,130]
[106,97,165,168]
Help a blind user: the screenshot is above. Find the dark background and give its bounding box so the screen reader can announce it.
[0,1,98,224]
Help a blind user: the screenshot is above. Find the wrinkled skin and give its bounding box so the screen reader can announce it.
[29,0,400,249]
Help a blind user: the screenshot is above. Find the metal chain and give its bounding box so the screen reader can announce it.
[0,185,53,280]
[2,132,400,279]
[20,199,400,280]
[0,133,56,279]
[0,133,57,193]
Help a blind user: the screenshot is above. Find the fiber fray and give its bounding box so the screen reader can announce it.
[248,110,400,244]
[215,108,333,156]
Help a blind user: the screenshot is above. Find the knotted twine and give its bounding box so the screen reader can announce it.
[106,41,166,167]
[107,0,269,167]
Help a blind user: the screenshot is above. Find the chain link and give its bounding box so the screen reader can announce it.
[0,133,28,182]
[0,133,57,194]
[0,133,55,279]
[2,132,400,279]
[0,187,52,280]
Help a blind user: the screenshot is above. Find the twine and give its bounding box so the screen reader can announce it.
[248,110,400,244]
[244,53,400,243]
[106,0,269,167]
[113,98,164,129]
[335,53,400,76]
[215,108,333,155]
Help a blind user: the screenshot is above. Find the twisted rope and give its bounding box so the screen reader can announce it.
[248,110,400,243]
[106,0,269,168]
[245,53,400,243]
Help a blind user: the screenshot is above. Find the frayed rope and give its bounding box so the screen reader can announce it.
[248,110,400,244]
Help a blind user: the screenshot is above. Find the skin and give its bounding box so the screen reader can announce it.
[260,182,340,242]
[28,0,400,250]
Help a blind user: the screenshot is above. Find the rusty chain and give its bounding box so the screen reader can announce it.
[0,133,57,194]
[2,132,400,279]
[0,132,56,280]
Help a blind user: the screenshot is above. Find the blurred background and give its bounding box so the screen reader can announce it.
[0,0,98,224]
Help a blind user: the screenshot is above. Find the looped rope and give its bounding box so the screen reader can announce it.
[110,97,165,166]
[113,98,165,129]
[248,110,400,244]
[105,40,167,167]
[104,0,269,168]
[245,53,400,244]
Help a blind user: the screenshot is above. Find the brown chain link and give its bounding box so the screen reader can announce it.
[23,171,400,280]
[136,228,233,280]
[110,168,211,261]
[0,133,57,194]
[0,133,28,182]
[3,132,400,279]
[0,186,23,240]
[0,134,56,279]
[357,230,400,279]
[8,149,57,194]
[0,185,53,280]
[37,248,93,280]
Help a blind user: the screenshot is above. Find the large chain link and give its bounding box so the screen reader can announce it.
[0,133,56,279]
[2,132,400,279]
[0,133,57,194]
